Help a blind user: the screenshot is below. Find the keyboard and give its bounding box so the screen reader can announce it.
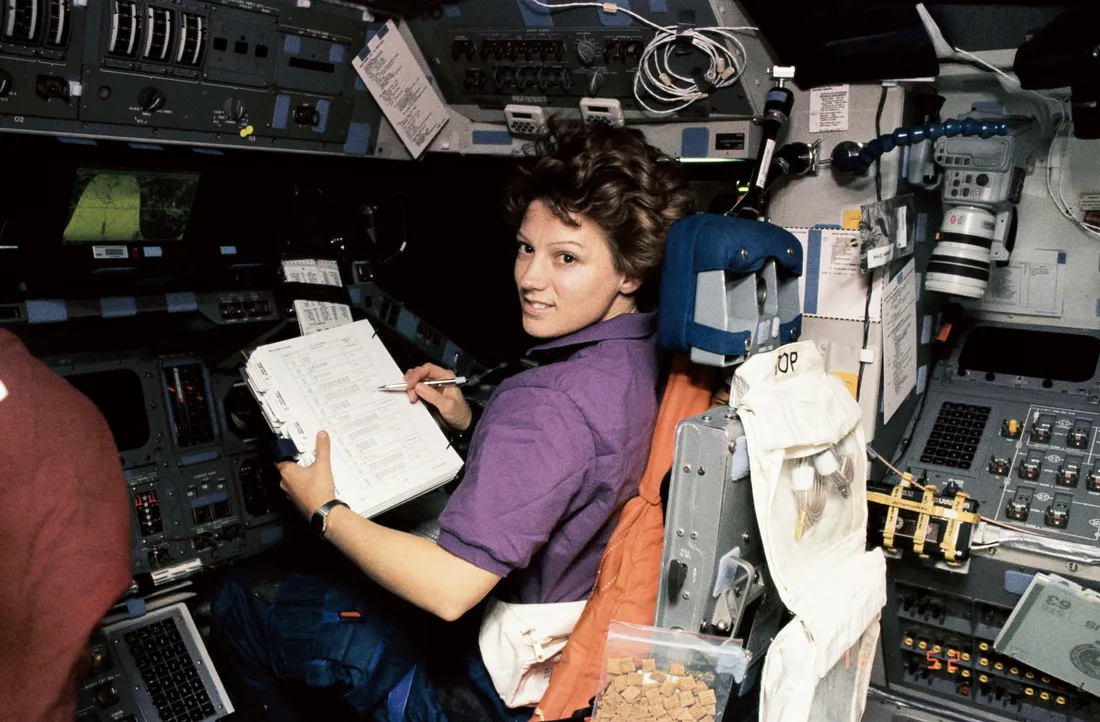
[78,603,233,722]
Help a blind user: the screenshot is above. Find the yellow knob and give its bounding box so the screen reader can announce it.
[979,658,989,667]
[1040,691,1050,701]
[240,125,254,138]
[1025,687,1035,696]
[1056,695,1066,705]
[994,662,1004,671]
[904,637,913,646]
[961,670,970,678]
[918,641,928,650]
[962,653,971,662]
[979,642,990,651]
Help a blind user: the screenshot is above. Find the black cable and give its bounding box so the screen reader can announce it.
[856,85,891,402]
[873,85,888,204]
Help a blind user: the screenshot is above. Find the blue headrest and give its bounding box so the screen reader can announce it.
[658,213,804,356]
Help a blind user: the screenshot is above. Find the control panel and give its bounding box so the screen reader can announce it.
[405,0,764,123]
[0,0,383,155]
[879,324,1100,721]
[46,350,288,579]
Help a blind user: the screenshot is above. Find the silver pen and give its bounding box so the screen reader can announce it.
[377,376,468,391]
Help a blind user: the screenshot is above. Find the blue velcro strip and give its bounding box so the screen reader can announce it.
[143,246,163,258]
[261,527,285,545]
[192,147,224,156]
[516,0,553,27]
[284,36,301,54]
[348,286,363,304]
[599,0,632,26]
[343,122,372,156]
[127,143,163,151]
[126,597,146,618]
[443,3,460,17]
[25,300,68,324]
[321,610,340,623]
[220,246,237,255]
[396,308,417,337]
[1004,570,1034,596]
[472,130,512,145]
[189,491,230,508]
[355,76,367,92]
[1057,252,1066,264]
[442,341,461,366]
[180,451,220,466]
[273,95,290,130]
[58,136,97,145]
[804,229,822,315]
[915,212,928,243]
[680,127,709,158]
[648,0,667,10]
[101,297,137,318]
[165,292,198,313]
[387,666,416,721]
[314,99,331,134]
[329,44,346,63]
[1096,298,1100,317]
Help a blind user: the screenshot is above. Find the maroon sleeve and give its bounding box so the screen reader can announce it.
[0,337,131,722]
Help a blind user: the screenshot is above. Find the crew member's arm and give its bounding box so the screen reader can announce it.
[278,432,499,622]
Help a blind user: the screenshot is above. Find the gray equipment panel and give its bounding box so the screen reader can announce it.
[656,408,773,643]
[405,0,764,123]
[877,323,1100,721]
[0,0,383,155]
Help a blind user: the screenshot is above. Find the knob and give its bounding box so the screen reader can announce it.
[576,39,597,66]
[666,560,688,601]
[224,98,246,122]
[586,69,604,96]
[137,86,165,113]
[0,68,11,97]
[94,684,120,707]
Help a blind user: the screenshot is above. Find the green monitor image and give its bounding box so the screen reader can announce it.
[62,168,200,243]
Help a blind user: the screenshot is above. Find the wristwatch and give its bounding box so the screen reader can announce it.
[311,499,350,539]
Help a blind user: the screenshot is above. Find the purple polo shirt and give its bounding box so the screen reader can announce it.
[437,312,660,604]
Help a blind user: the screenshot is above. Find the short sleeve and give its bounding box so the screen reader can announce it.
[437,385,595,576]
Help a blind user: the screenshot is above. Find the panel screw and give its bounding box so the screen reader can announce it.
[740,248,749,260]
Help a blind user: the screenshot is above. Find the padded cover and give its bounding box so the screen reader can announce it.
[658,214,803,357]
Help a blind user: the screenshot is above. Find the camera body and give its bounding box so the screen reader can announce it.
[926,117,1033,299]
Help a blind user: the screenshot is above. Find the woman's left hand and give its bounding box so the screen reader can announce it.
[277,431,337,519]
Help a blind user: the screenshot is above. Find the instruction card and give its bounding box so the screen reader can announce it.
[352,19,448,158]
[809,85,849,133]
[792,227,883,322]
[881,259,917,424]
[973,248,1066,318]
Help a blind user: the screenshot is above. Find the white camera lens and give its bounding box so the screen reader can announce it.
[926,207,995,299]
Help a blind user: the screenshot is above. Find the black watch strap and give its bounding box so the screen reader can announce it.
[311,499,350,539]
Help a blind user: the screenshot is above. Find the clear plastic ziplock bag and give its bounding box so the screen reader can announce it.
[592,621,748,722]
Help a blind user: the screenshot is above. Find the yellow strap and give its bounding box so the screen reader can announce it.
[880,485,905,550]
[940,492,971,565]
[912,486,936,557]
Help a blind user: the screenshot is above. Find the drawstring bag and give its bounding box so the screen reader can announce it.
[479,598,587,708]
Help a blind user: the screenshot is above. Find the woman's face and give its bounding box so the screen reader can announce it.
[514,200,640,339]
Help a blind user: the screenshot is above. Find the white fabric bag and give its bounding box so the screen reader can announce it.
[731,342,888,722]
[478,597,587,708]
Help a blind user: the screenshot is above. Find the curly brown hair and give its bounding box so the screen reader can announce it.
[503,120,696,298]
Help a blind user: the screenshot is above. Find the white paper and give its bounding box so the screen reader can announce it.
[351,19,448,158]
[797,228,883,322]
[866,246,892,269]
[809,85,849,133]
[975,249,1065,318]
[282,259,353,335]
[245,319,462,517]
[881,260,918,424]
[1079,193,1100,211]
[896,206,908,249]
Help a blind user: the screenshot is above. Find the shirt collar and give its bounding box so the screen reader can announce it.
[527,312,656,355]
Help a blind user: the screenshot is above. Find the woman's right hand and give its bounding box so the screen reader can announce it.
[403,363,473,432]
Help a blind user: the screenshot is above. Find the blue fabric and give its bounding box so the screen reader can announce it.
[211,563,532,722]
[659,214,803,355]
